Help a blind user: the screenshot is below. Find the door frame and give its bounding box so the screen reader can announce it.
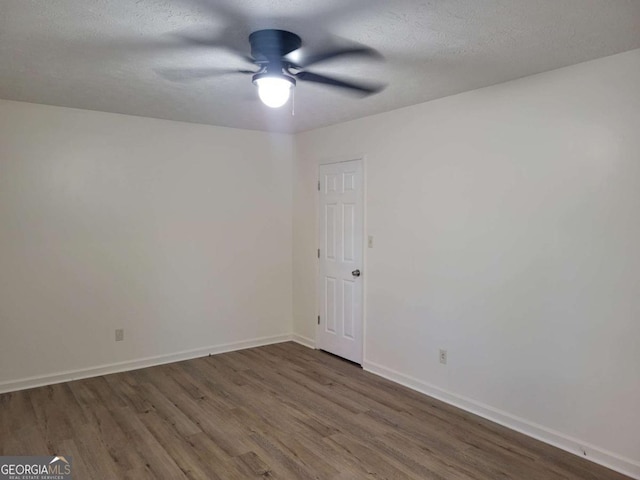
[315,156,367,364]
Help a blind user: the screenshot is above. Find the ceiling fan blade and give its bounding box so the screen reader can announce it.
[295,71,384,95]
[171,32,255,64]
[290,46,382,68]
[155,67,253,82]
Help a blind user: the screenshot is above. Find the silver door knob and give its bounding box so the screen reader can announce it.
[352,269,361,277]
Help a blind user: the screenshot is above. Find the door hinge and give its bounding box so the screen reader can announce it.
[317,248,320,258]
[317,180,320,191]
[317,315,320,325]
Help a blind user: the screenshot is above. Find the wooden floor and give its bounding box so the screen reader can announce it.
[0,342,630,479]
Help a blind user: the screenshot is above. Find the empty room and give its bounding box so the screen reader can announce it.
[1,0,639,479]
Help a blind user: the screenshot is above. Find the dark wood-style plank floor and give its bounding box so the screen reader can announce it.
[0,342,630,479]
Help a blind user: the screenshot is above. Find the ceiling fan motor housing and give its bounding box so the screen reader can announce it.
[249,29,302,62]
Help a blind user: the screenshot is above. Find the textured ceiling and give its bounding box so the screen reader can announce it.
[1,0,639,133]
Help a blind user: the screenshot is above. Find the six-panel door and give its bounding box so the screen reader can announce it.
[317,159,363,364]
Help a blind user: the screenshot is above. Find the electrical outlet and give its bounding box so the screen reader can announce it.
[439,349,447,365]
[115,329,124,342]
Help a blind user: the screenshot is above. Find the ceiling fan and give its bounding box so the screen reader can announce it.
[158,28,385,109]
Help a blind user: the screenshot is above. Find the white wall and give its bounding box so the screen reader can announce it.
[0,100,294,388]
[294,49,640,475]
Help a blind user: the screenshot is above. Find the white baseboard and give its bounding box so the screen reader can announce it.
[291,334,315,349]
[0,333,293,395]
[363,359,640,480]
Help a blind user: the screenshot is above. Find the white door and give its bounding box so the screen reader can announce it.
[317,159,364,364]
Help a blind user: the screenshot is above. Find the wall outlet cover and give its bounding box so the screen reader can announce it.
[439,349,447,364]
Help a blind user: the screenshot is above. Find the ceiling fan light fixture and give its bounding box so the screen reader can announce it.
[253,74,295,108]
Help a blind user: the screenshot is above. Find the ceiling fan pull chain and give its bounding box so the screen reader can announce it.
[291,87,295,116]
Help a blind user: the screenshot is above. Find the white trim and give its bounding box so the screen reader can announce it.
[363,359,640,480]
[0,334,293,395]
[361,155,368,365]
[292,334,316,349]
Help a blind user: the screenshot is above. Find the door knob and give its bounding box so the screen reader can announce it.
[352,269,361,277]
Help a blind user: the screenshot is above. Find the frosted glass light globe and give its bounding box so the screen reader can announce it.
[256,76,292,108]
